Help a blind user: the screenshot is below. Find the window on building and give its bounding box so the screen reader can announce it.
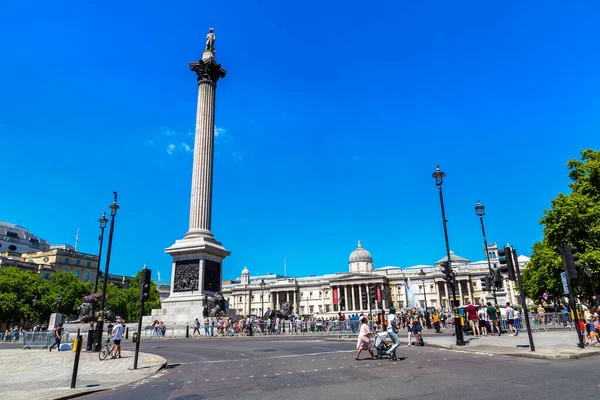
[86,261,91,267]
[75,259,81,266]
[325,305,330,312]
[6,231,18,238]
[63,269,68,273]
[420,300,426,309]
[418,285,422,291]
[74,270,79,277]
[64,258,70,264]
[319,305,323,313]
[309,305,314,313]
[84,272,90,282]
[43,273,50,280]
[8,245,17,251]
[399,301,404,308]
[239,296,242,302]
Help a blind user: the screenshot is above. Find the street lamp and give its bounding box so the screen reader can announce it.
[95,192,120,351]
[475,200,498,305]
[418,269,432,329]
[260,279,266,318]
[88,211,109,351]
[432,164,465,346]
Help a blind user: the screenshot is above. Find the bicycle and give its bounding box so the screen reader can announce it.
[98,337,116,361]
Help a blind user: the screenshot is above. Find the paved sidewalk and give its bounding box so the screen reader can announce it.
[329,329,600,360]
[1,348,167,400]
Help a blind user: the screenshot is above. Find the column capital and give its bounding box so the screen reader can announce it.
[190,58,227,84]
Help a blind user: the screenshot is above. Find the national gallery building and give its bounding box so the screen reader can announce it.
[222,241,530,317]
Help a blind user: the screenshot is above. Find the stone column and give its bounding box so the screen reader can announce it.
[444,282,449,308]
[458,281,464,305]
[358,284,363,311]
[467,278,473,304]
[186,52,227,239]
[434,281,441,308]
[343,286,348,312]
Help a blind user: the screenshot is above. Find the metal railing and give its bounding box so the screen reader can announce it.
[21,331,73,349]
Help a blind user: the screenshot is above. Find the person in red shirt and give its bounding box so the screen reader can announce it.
[465,301,480,336]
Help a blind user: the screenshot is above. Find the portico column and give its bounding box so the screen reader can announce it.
[321,290,325,313]
[443,283,449,308]
[467,277,474,304]
[434,281,441,309]
[276,291,280,310]
[343,286,349,312]
[358,284,363,311]
[381,284,387,310]
[458,281,464,305]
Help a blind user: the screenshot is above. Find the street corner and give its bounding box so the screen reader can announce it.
[0,347,168,400]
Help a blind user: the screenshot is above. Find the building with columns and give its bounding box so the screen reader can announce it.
[222,241,530,317]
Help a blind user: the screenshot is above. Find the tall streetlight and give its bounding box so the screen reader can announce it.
[260,279,266,318]
[432,165,465,346]
[475,200,498,305]
[418,269,432,329]
[88,212,108,351]
[94,192,120,351]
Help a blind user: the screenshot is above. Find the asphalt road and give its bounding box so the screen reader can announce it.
[83,336,596,400]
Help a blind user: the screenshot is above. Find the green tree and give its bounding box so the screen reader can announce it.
[522,149,600,301]
[39,271,92,322]
[123,271,161,321]
[0,267,43,324]
[104,282,129,319]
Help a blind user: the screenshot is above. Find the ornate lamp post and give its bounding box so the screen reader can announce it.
[418,269,432,329]
[432,165,465,346]
[94,192,120,351]
[475,200,498,305]
[88,212,108,351]
[260,279,266,317]
[584,267,597,306]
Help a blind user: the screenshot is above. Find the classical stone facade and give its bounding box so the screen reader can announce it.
[222,241,530,317]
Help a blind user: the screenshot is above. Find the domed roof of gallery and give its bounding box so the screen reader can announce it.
[241,266,249,275]
[434,251,470,265]
[349,241,373,263]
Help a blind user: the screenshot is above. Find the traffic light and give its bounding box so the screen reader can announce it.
[480,275,491,291]
[140,268,152,301]
[440,261,452,281]
[560,244,581,279]
[498,246,516,281]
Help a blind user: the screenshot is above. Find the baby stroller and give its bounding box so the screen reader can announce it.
[372,332,392,359]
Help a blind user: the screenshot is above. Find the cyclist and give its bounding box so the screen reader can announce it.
[111,319,126,358]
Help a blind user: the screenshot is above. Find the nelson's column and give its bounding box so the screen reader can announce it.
[146,28,230,327]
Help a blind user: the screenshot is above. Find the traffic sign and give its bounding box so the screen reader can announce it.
[561,272,569,294]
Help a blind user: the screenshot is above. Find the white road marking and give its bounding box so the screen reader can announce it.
[170,350,355,365]
[249,376,254,378]
[205,379,210,382]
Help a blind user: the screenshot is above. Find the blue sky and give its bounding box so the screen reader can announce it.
[1,1,599,282]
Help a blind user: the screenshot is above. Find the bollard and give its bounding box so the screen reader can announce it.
[86,322,95,351]
[125,327,129,339]
[186,324,189,338]
[70,333,83,388]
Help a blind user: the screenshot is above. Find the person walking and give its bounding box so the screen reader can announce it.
[111,319,126,358]
[193,318,201,336]
[385,306,400,360]
[49,323,63,352]
[355,316,376,360]
[410,307,424,346]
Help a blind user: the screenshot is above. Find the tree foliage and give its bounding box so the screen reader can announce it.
[0,267,161,325]
[522,149,600,301]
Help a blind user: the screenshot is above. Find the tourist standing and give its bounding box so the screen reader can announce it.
[465,301,479,336]
[477,305,488,336]
[431,311,441,333]
[505,303,518,336]
[111,319,126,358]
[486,303,500,336]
